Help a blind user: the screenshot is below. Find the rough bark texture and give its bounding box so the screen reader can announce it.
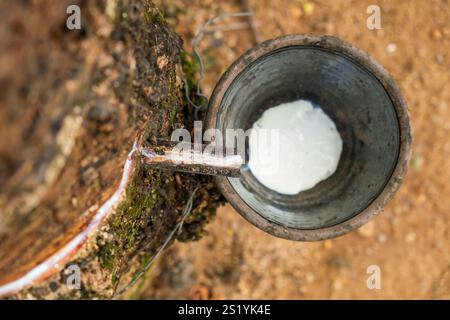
[0,0,223,299]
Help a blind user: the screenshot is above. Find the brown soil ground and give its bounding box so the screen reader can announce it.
[137,0,450,299]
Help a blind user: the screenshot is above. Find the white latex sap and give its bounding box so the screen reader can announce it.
[248,99,343,195]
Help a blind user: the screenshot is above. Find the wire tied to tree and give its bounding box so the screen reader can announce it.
[113,184,199,297]
[184,12,254,119]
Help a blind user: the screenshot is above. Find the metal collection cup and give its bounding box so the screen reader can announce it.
[205,34,412,241]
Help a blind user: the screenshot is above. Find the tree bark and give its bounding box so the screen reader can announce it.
[0,0,222,299]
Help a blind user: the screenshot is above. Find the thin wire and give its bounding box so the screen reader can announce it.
[184,12,253,118]
[113,184,200,297]
[240,0,260,45]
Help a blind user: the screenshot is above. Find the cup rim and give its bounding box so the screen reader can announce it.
[206,34,412,241]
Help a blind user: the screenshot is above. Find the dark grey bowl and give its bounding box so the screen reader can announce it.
[206,34,411,241]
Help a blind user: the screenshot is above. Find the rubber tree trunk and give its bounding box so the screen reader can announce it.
[0,0,222,299]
